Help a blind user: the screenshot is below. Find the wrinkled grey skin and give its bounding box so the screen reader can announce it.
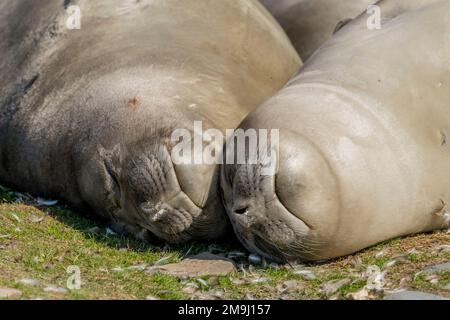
[260,0,375,60]
[222,0,450,262]
[0,0,300,242]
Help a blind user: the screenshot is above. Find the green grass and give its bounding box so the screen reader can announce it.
[0,185,449,300]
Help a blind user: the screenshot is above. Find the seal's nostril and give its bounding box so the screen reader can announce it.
[234,207,249,215]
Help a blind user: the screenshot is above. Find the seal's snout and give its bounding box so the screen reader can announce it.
[221,130,341,262]
[123,144,206,242]
[139,191,201,237]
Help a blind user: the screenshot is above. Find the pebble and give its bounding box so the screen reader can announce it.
[36,198,58,206]
[294,270,317,280]
[384,290,448,300]
[423,262,450,274]
[43,285,68,294]
[248,254,262,266]
[105,228,117,236]
[227,251,247,259]
[0,288,22,299]
[182,283,199,295]
[126,264,147,271]
[29,214,44,223]
[250,277,270,284]
[277,280,303,294]
[17,278,39,287]
[346,288,370,300]
[146,253,236,278]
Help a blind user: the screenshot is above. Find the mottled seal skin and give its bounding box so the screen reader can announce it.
[0,0,300,242]
[260,0,375,60]
[222,0,450,262]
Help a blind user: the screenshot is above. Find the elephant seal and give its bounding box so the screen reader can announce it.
[260,0,375,60]
[0,0,300,242]
[222,0,450,261]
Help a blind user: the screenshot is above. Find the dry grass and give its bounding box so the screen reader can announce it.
[0,185,448,300]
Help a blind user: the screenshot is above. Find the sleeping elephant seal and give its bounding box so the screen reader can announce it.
[260,0,375,60]
[0,0,300,242]
[222,0,450,261]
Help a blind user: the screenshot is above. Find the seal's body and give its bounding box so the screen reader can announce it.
[222,0,449,261]
[260,0,374,59]
[0,0,300,242]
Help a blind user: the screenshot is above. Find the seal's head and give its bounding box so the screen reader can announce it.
[221,129,340,262]
[79,136,227,243]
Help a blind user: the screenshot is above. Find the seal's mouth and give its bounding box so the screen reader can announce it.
[228,195,315,262]
[221,163,316,262]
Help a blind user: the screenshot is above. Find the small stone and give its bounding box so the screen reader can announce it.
[105,228,117,236]
[145,295,160,300]
[29,214,44,223]
[323,278,352,296]
[207,277,219,287]
[126,264,147,271]
[443,284,450,291]
[423,262,450,274]
[385,256,408,268]
[243,294,255,300]
[17,278,39,287]
[435,245,450,253]
[425,274,439,284]
[375,251,386,258]
[398,276,411,288]
[43,285,67,294]
[0,288,22,299]
[231,278,246,285]
[36,198,58,206]
[112,267,124,273]
[209,289,225,299]
[182,283,199,295]
[346,288,370,300]
[146,253,236,278]
[277,280,303,294]
[294,270,317,280]
[384,290,448,300]
[248,254,262,266]
[227,251,247,259]
[250,277,269,284]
